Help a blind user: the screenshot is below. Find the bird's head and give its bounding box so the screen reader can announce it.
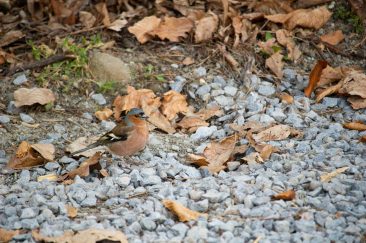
[122,108,148,120]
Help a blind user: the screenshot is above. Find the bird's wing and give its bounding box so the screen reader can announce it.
[97,125,135,145]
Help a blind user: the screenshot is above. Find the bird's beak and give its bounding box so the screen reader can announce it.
[141,114,149,119]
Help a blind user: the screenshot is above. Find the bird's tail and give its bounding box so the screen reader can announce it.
[69,142,100,156]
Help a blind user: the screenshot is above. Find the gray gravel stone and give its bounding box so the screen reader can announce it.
[214,95,234,107]
[7,101,21,114]
[82,112,93,120]
[191,126,217,141]
[13,74,28,85]
[0,115,10,124]
[224,86,238,96]
[258,83,276,96]
[20,208,37,219]
[20,113,35,123]
[91,93,106,105]
[140,218,157,231]
[170,76,187,92]
[194,67,206,77]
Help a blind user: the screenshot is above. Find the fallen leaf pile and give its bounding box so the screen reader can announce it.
[7,141,55,169]
[306,64,366,109]
[188,122,301,173]
[113,86,222,134]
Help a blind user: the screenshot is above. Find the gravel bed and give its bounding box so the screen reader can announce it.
[0,67,365,243]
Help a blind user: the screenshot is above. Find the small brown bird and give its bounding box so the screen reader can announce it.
[70,108,149,156]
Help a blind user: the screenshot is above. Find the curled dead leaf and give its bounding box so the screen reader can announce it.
[7,141,55,169]
[265,6,332,30]
[242,152,264,163]
[151,17,193,42]
[187,153,209,167]
[128,16,161,44]
[339,71,366,98]
[252,124,296,142]
[163,199,207,222]
[265,52,284,79]
[194,13,219,43]
[343,122,366,131]
[304,60,328,97]
[320,30,344,46]
[161,90,188,120]
[95,107,113,121]
[177,117,209,132]
[278,92,294,104]
[271,190,296,201]
[58,152,102,181]
[14,88,55,107]
[275,29,301,62]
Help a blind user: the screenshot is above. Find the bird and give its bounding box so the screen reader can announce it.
[70,108,149,156]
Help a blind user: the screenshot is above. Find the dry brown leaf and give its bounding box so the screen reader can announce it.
[347,96,366,110]
[265,52,284,78]
[186,153,209,167]
[242,121,265,132]
[30,144,55,161]
[252,124,294,142]
[7,141,54,169]
[195,105,224,120]
[318,66,344,87]
[151,17,193,42]
[271,190,296,201]
[108,19,128,32]
[95,2,110,26]
[177,117,209,131]
[232,144,248,156]
[0,30,24,47]
[339,71,366,98]
[343,121,366,131]
[182,57,195,65]
[275,29,301,62]
[128,16,161,44]
[229,124,247,137]
[360,135,366,143]
[66,205,78,218]
[259,144,277,160]
[161,90,188,120]
[32,228,128,243]
[66,136,105,157]
[320,30,344,46]
[320,167,349,182]
[37,174,58,182]
[0,228,20,242]
[316,78,344,102]
[95,107,113,121]
[163,199,206,221]
[14,88,55,107]
[140,96,176,134]
[100,168,109,177]
[242,152,264,163]
[232,17,252,47]
[204,135,237,173]
[113,86,156,120]
[194,13,219,43]
[58,152,102,181]
[305,60,328,97]
[265,6,332,30]
[278,92,294,104]
[79,11,96,28]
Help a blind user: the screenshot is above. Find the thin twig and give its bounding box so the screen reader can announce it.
[7,54,76,75]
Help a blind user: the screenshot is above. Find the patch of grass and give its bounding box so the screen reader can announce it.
[334,5,364,34]
[97,80,116,93]
[29,35,104,89]
[143,64,167,82]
